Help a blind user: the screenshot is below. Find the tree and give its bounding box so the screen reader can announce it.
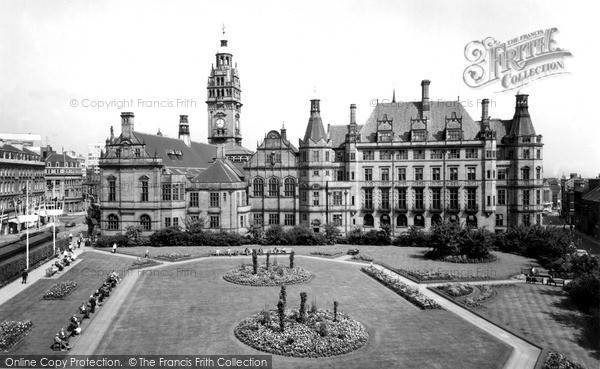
[323,223,341,244]
[334,301,339,322]
[266,251,271,270]
[125,225,143,245]
[184,216,206,235]
[252,249,258,274]
[299,292,307,323]
[85,203,101,237]
[277,300,285,332]
[279,285,287,307]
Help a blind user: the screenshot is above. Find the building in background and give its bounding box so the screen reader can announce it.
[87,143,103,174]
[0,141,45,235]
[0,133,43,155]
[44,148,84,213]
[245,82,545,233]
[561,173,587,224]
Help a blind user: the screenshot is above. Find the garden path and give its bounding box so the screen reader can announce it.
[51,251,541,368]
[371,264,541,369]
[0,248,84,306]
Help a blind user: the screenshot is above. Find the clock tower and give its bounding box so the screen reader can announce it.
[206,30,243,151]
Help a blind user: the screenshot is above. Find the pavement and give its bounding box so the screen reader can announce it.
[1,249,543,368]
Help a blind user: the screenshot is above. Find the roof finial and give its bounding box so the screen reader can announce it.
[222,23,225,36]
[392,87,396,103]
[282,121,285,129]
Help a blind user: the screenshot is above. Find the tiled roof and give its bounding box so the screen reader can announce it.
[359,101,480,142]
[489,119,512,139]
[328,124,363,148]
[45,153,78,163]
[303,112,328,143]
[221,141,254,156]
[191,159,242,183]
[582,186,600,202]
[133,132,217,169]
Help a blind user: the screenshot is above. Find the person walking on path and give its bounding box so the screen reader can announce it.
[145,249,149,258]
[112,243,117,254]
[21,268,28,284]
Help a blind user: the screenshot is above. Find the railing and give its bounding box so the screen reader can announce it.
[508,204,543,212]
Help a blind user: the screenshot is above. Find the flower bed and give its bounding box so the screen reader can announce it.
[235,308,368,357]
[129,258,161,269]
[42,281,78,300]
[439,255,498,264]
[0,321,34,352]
[436,283,475,298]
[543,351,585,369]
[361,266,442,310]
[398,268,492,282]
[463,285,495,308]
[155,252,192,261]
[351,254,373,263]
[223,265,312,287]
[309,251,344,258]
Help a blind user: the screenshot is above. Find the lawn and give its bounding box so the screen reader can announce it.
[103,245,536,281]
[0,252,134,354]
[92,257,512,369]
[474,283,599,368]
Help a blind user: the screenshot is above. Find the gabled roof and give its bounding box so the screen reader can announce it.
[133,132,217,169]
[488,119,512,140]
[328,124,363,148]
[359,101,479,142]
[582,186,600,202]
[191,159,242,184]
[45,153,78,163]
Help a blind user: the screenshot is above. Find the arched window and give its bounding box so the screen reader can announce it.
[140,214,151,231]
[107,214,119,230]
[380,214,390,226]
[431,214,442,225]
[253,178,264,196]
[364,214,374,227]
[268,177,279,197]
[284,178,295,197]
[414,215,425,227]
[466,215,477,228]
[396,214,407,227]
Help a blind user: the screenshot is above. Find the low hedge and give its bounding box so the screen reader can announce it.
[0,238,69,288]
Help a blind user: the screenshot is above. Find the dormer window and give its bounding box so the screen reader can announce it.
[446,130,462,140]
[412,131,426,141]
[378,132,392,142]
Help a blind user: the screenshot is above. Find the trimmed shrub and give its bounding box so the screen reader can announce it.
[564,271,600,313]
[96,235,130,248]
[394,226,430,247]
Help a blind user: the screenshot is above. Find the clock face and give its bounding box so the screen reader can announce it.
[215,118,225,129]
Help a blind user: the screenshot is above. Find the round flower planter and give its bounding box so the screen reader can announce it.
[235,309,368,357]
[223,265,312,287]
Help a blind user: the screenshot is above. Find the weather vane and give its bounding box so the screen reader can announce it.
[222,23,226,36]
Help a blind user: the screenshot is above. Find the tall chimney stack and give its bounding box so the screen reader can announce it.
[421,80,430,112]
[178,115,191,147]
[350,104,357,125]
[121,112,134,139]
[280,122,287,141]
[481,98,490,129]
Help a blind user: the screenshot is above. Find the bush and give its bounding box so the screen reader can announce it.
[494,226,575,266]
[264,225,285,245]
[283,226,327,245]
[347,227,391,245]
[564,271,600,313]
[96,235,130,248]
[425,221,493,260]
[0,238,69,288]
[148,227,189,246]
[394,226,429,247]
[543,351,585,369]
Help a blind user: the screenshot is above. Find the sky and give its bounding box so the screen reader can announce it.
[0,0,598,178]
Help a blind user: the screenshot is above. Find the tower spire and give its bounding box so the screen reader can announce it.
[392,88,396,103]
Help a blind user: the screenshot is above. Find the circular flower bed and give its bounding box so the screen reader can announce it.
[235,308,368,357]
[223,265,311,286]
[42,281,78,300]
[0,320,34,352]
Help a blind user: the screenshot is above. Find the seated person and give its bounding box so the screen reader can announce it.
[80,303,90,319]
[215,249,221,256]
[110,270,121,283]
[234,249,239,256]
[55,261,64,271]
[243,247,250,255]
[54,333,69,351]
[258,248,263,255]
[226,248,231,256]
[59,328,69,345]
[68,321,81,335]
[63,257,70,266]
[88,295,97,313]
[273,247,279,254]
